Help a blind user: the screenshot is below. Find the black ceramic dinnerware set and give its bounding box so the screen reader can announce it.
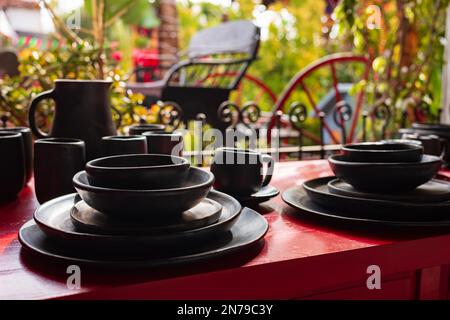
[0,127,33,200]
[19,153,268,268]
[399,122,450,166]
[282,141,450,228]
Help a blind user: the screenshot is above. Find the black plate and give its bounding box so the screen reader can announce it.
[70,198,222,235]
[20,207,268,268]
[233,185,280,204]
[73,168,214,219]
[328,178,450,203]
[328,154,442,192]
[302,177,450,220]
[33,191,241,253]
[282,185,450,227]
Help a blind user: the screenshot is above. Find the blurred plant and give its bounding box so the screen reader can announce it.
[0,0,155,130]
[334,0,450,133]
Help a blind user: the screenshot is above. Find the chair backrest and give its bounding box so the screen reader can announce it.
[187,20,260,59]
[0,50,19,77]
[165,20,260,91]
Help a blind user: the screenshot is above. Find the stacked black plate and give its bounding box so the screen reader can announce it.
[282,142,450,228]
[19,154,268,268]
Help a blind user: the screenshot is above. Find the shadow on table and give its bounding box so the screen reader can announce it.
[19,240,264,286]
[281,205,450,241]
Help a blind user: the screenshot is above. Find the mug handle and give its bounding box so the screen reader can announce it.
[439,138,447,160]
[260,154,274,187]
[28,90,55,139]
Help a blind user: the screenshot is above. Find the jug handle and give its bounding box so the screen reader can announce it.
[111,105,122,129]
[28,90,55,139]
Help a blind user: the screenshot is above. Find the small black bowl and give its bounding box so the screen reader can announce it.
[328,154,442,192]
[85,154,190,189]
[73,168,214,219]
[342,142,423,163]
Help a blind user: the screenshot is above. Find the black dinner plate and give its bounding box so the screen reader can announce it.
[233,185,280,204]
[300,177,450,221]
[33,191,241,252]
[20,207,268,268]
[70,198,222,235]
[282,185,450,227]
[328,178,450,203]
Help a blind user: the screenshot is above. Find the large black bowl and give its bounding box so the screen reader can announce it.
[73,167,214,219]
[328,154,442,192]
[342,142,423,163]
[85,154,190,189]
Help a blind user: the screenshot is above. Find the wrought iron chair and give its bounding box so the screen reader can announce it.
[127,20,261,132]
[263,53,371,159]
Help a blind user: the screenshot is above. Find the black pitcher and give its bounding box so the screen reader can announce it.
[28,79,120,160]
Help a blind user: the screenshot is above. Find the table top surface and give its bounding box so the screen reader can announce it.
[1,160,450,299]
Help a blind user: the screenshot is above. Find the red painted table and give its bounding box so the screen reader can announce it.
[1,160,450,300]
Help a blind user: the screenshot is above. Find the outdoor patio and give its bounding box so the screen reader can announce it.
[1,0,450,304]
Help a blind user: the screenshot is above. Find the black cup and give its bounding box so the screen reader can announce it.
[34,138,85,204]
[0,127,33,183]
[210,148,274,195]
[128,124,166,135]
[102,135,148,156]
[0,132,26,199]
[143,131,184,156]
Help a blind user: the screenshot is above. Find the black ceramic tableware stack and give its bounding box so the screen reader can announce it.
[18,154,268,268]
[399,122,450,166]
[283,142,450,228]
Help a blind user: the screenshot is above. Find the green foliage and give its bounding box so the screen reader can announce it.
[177,0,326,112]
[334,0,450,132]
[0,44,143,130]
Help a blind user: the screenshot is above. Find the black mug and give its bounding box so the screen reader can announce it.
[143,131,184,156]
[102,135,148,156]
[0,132,26,199]
[0,127,33,183]
[211,148,274,195]
[34,138,85,204]
[128,124,166,135]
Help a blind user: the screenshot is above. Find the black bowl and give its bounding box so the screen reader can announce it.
[412,122,450,132]
[341,142,423,163]
[73,168,214,219]
[328,154,442,192]
[85,154,190,189]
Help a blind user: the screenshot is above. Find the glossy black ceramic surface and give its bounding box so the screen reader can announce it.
[34,191,240,250]
[142,131,183,156]
[302,176,450,220]
[70,197,223,235]
[128,124,166,135]
[73,167,214,218]
[328,178,450,203]
[0,132,25,198]
[341,142,423,163]
[328,154,441,192]
[85,154,190,189]
[211,148,274,195]
[34,138,85,204]
[283,185,450,228]
[0,127,33,182]
[101,135,148,156]
[20,202,264,268]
